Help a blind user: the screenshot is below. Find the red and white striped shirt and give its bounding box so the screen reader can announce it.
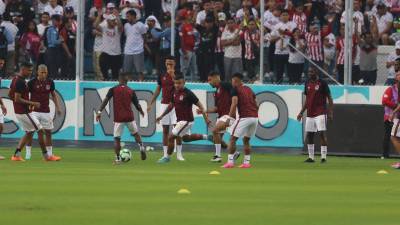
[215,26,225,53]
[305,32,324,62]
[336,36,357,65]
[292,13,307,34]
[242,29,260,60]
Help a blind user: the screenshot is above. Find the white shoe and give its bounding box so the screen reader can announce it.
[177,155,185,161]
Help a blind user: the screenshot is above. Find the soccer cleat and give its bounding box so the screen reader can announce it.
[304,158,315,163]
[321,158,327,163]
[45,155,62,161]
[233,151,241,161]
[210,155,222,163]
[25,155,31,160]
[11,155,25,162]
[113,159,123,165]
[0,155,5,160]
[177,155,185,161]
[158,157,171,164]
[391,162,400,169]
[238,163,251,168]
[222,162,235,168]
[140,150,147,161]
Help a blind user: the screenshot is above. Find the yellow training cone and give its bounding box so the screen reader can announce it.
[377,170,389,174]
[209,171,221,175]
[177,188,191,194]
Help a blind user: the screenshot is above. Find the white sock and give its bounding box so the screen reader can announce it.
[26,146,32,157]
[307,144,315,160]
[228,154,234,164]
[243,155,251,164]
[202,134,208,140]
[321,146,327,159]
[138,143,145,152]
[163,146,168,157]
[46,146,52,156]
[215,144,221,157]
[176,145,183,158]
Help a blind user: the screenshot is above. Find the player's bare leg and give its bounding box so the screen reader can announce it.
[222,136,240,168]
[12,132,34,161]
[37,130,59,161]
[133,132,146,160]
[158,134,176,163]
[320,131,328,163]
[211,122,228,162]
[113,137,123,164]
[176,136,184,161]
[304,132,315,163]
[0,124,4,160]
[162,125,170,157]
[390,137,400,168]
[239,137,252,168]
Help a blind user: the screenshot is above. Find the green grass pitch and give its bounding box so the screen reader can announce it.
[0,148,399,225]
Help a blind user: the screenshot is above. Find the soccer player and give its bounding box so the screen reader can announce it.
[199,72,234,162]
[156,74,211,163]
[0,75,6,160]
[222,73,259,169]
[9,62,60,161]
[25,65,62,160]
[147,56,180,159]
[297,66,333,163]
[96,72,147,164]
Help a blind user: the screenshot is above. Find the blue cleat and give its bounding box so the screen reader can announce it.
[157,157,171,164]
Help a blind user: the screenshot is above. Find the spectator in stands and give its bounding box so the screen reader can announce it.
[162,0,175,14]
[151,14,172,73]
[120,0,144,23]
[123,10,147,81]
[386,40,400,85]
[1,14,18,77]
[44,0,64,17]
[374,2,393,45]
[305,21,328,70]
[242,18,260,82]
[236,0,258,22]
[263,5,281,79]
[45,14,72,78]
[271,9,296,83]
[288,28,306,84]
[0,0,5,16]
[323,33,336,77]
[37,0,50,14]
[37,12,51,37]
[179,9,199,80]
[196,16,218,81]
[359,16,379,85]
[214,12,226,79]
[195,0,214,25]
[336,22,358,84]
[144,15,161,77]
[60,17,77,79]
[221,16,242,81]
[0,15,14,77]
[96,10,123,80]
[290,2,307,34]
[19,20,41,67]
[4,0,35,32]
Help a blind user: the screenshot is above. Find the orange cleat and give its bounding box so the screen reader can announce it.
[45,155,62,161]
[11,155,25,162]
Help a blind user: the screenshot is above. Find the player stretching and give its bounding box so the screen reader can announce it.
[200,72,234,162]
[148,56,181,160]
[222,73,259,169]
[156,74,211,163]
[297,67,333,163]
[0,76,6,160]
[9,62,60,161]
[96,73,147,164]
[25,65,62,160]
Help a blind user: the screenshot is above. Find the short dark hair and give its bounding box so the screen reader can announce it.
[20,61,34,68]
[174,72,185,81]
[165,55,176,61]
[232,73,243,80]
[126,9,137,17]
[41,12,50,17]
[208,71,220,77]
[119,72,132,80]
[51,14,62,21]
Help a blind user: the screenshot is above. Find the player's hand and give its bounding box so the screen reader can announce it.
[297,113,303,121]
[56,108,62,115]
[156,116,162,124]
[96,112,101,122]
[140,110,145,117]
[32,102,40,109]
[1,105,6,116]
[147,105,152,113]
[196,108,203,115]
[205,118,212,127]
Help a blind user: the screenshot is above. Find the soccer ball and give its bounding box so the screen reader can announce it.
[120,149,132,162]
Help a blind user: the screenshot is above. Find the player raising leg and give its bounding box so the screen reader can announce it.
[156,74,211,163]
[96,72,147,164]
[25,65,62,160]
[147,56,180,159]
[297,66,333,163]
[9,62,60,161]
[222,73,259,169]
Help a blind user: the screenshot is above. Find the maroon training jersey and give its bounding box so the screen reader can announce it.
[172,88,199,122]
[157,73,174,104]
[304,79,331,117]
[9,75,29,114]
[28,78,55,113]
[215,82,233,118]
[232,84,258,118]
[106,84,140,123]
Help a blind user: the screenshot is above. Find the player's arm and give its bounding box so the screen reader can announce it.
[15,92,39,108]
[156,103,173,123]
[132,91,144,117]
[228,96,238,119]
[50,81,62,115]
[147,85,161,112]
[195,101,211,126]
[197,106,217,114]
[0,96,6,115]
[96,89,113,121]
[324,82,334,121]
[297,83,308,121]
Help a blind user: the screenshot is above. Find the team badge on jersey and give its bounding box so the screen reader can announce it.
[179,95,184,101]
[315,85,320,91]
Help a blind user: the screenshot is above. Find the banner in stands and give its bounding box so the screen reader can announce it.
[0,80,387,148]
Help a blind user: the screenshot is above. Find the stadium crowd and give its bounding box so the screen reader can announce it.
[0,0,399,85]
